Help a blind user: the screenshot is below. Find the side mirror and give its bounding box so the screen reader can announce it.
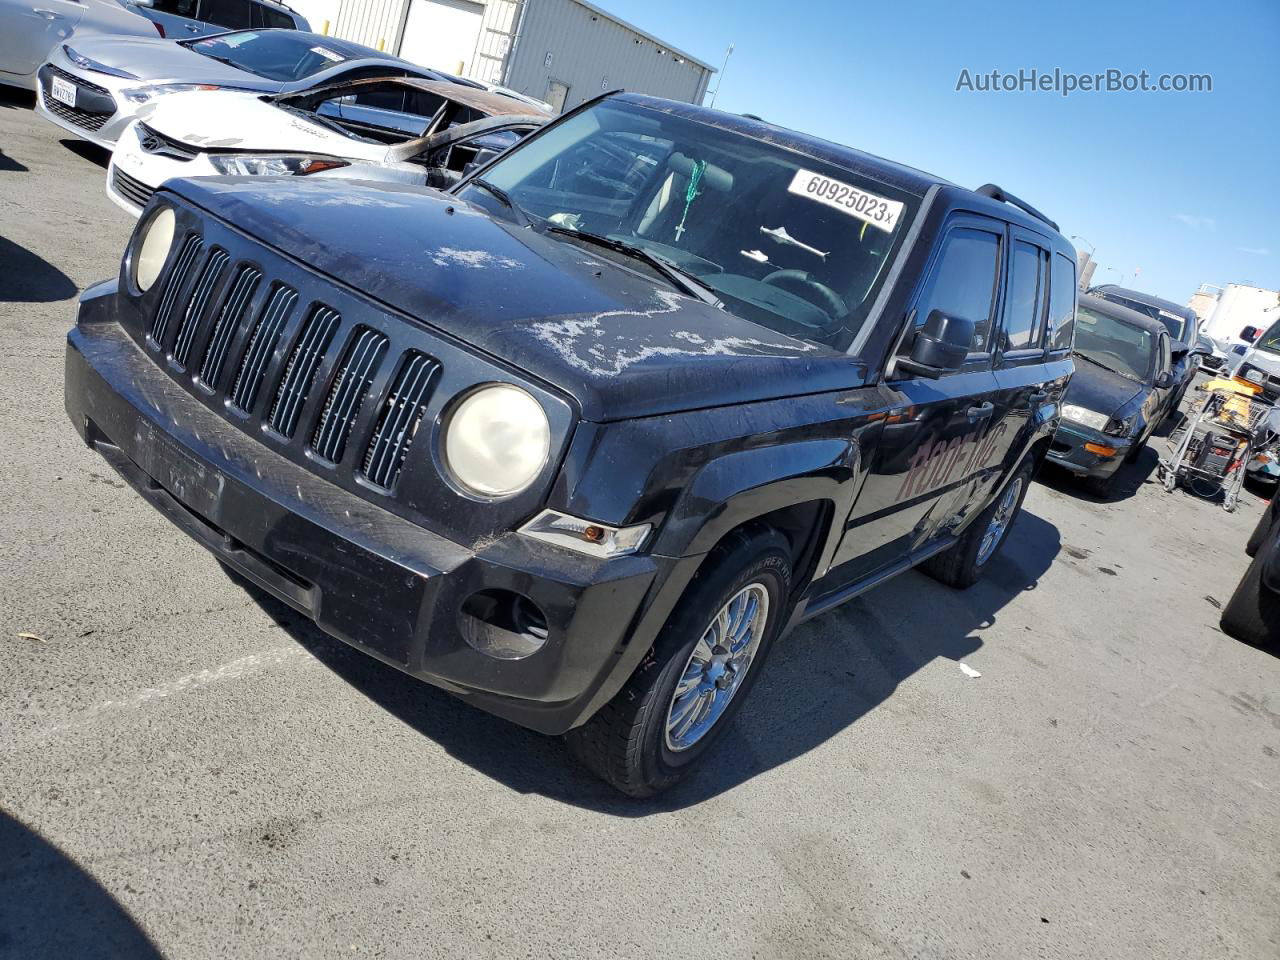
[1155,371,1173,389]
[1241,325,1261,343]
[897,309,975,379]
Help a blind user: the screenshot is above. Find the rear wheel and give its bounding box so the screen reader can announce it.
[1245,502,1278,558]
[566,528,792,797]
[922,457,1034,589]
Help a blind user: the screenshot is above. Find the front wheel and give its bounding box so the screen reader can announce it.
[566,528,792,797]
[1219,547,1280,648]
[922,457,1034,589]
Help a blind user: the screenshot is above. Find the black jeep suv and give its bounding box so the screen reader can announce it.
[65,93,1075,796]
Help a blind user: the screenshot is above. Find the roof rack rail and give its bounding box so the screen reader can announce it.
[974,183,1059,233]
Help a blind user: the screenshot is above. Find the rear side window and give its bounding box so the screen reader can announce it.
[251,4,295,28]
[1001,240,1048,352]
[905,226,1002,355]
[200,0,253,28]
[1047,254,1077,352]
[151,0,198,16]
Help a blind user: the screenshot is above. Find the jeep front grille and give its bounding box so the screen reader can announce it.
[363,351,440,490]
[269,305,340,438]
[311,327,388,464]
[150,234,203,345]
[143,235,442,494]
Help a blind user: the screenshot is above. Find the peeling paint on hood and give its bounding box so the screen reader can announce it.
[167,177,868,421]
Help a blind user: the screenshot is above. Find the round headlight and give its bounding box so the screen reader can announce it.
[133,206,176,292]
[444,385,550,498]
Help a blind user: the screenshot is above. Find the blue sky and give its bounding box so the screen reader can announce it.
[603,0,1279,306]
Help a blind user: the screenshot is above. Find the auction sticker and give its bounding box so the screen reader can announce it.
[787,169,904,233]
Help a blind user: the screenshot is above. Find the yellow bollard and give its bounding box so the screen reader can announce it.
[321,19,329,34]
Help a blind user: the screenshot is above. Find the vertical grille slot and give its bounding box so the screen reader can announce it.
[198,265,260,389]
[361,351,440,490]
[268,305,341,438]
[172,248,229,367]
[150,234,203,346]
[229,284,297,412]
[311,327,388,464]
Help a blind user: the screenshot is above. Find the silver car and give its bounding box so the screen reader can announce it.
[125,0,306,41]
[34,28,460,149]
[0,0,159,90]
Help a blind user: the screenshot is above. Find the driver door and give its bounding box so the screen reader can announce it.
[824,215,1006,585]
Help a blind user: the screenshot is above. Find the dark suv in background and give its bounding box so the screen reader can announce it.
[1090,284,1200,408]
[65,93,1076,796]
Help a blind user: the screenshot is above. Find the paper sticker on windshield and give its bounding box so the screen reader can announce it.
[218,32,257,47]
[787,169,904,233]
[310,46,343,62]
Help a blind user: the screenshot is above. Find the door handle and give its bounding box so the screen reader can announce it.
[185,24,201,31]
[34,9,62,17]
[967,401,995,421]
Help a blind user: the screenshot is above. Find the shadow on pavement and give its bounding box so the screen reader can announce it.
[0,811,164,959]
[59,139,110,169]
[233,508,1061,814]
[0,87,34,109]
[0,149,26,172]
[0,234,77,303]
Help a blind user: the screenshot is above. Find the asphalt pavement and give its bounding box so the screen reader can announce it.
[1,90,1277,960]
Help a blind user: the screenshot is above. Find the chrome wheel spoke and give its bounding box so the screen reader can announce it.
[665,582,771,752]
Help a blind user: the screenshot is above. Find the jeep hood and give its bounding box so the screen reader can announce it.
[146,90,388,161]
[167,177,864,421]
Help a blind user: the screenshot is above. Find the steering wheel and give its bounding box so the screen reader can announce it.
[762,270,848,321]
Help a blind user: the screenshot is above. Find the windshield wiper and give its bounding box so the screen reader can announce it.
[544,227,720,305]
[468,178,529,228]
[1073,350,1138,381]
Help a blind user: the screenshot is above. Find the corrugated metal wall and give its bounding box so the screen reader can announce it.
[501,0,712,108]
[327,0,713,108]
[332,0,409,53]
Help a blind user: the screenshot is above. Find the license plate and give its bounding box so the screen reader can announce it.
[50,75,77,107]
[134,421,224,520]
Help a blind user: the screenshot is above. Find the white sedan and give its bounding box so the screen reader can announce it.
[106,75,550,216]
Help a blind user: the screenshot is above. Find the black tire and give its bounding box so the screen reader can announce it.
[1245,501,1278,558]
[1124,434,1147,464]
[1084,471,1114,498]
[1219,548,1280,648]
[565,528,792,797]
[922,457,1034,589]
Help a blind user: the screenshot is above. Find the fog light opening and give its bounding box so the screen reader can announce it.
[459,589,549,660]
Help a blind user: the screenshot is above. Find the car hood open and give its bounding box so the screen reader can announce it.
[166,177,865,422]
[145,89,389,161]
[66,35,277,89]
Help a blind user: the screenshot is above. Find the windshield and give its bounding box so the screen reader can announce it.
[460,99,920,348]
[1255,318,1280,356]
[1074,306,1155,380]
[188,31,364,82]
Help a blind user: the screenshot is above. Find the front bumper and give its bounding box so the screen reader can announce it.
[65,289,667,735]
[1046,422,1132,479]
[35,62,132,150]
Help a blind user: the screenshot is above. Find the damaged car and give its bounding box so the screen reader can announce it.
[36,28,462,150]
[106,75,551,215]
[65,93,1075,796]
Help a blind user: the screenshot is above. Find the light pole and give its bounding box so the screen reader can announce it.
[1104,266,1124,285]
[708,43,734,109]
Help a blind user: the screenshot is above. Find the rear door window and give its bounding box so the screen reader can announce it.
[1000,239,1048,352]
[251,3,295,28]
[1046,253,1077,352]
[904,224,1002,358]
[199,0,254,28]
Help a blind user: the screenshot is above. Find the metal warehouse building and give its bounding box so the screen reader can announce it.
[312,0,714,110]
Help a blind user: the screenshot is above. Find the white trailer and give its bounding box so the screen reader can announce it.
[1192,282,1280,343]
